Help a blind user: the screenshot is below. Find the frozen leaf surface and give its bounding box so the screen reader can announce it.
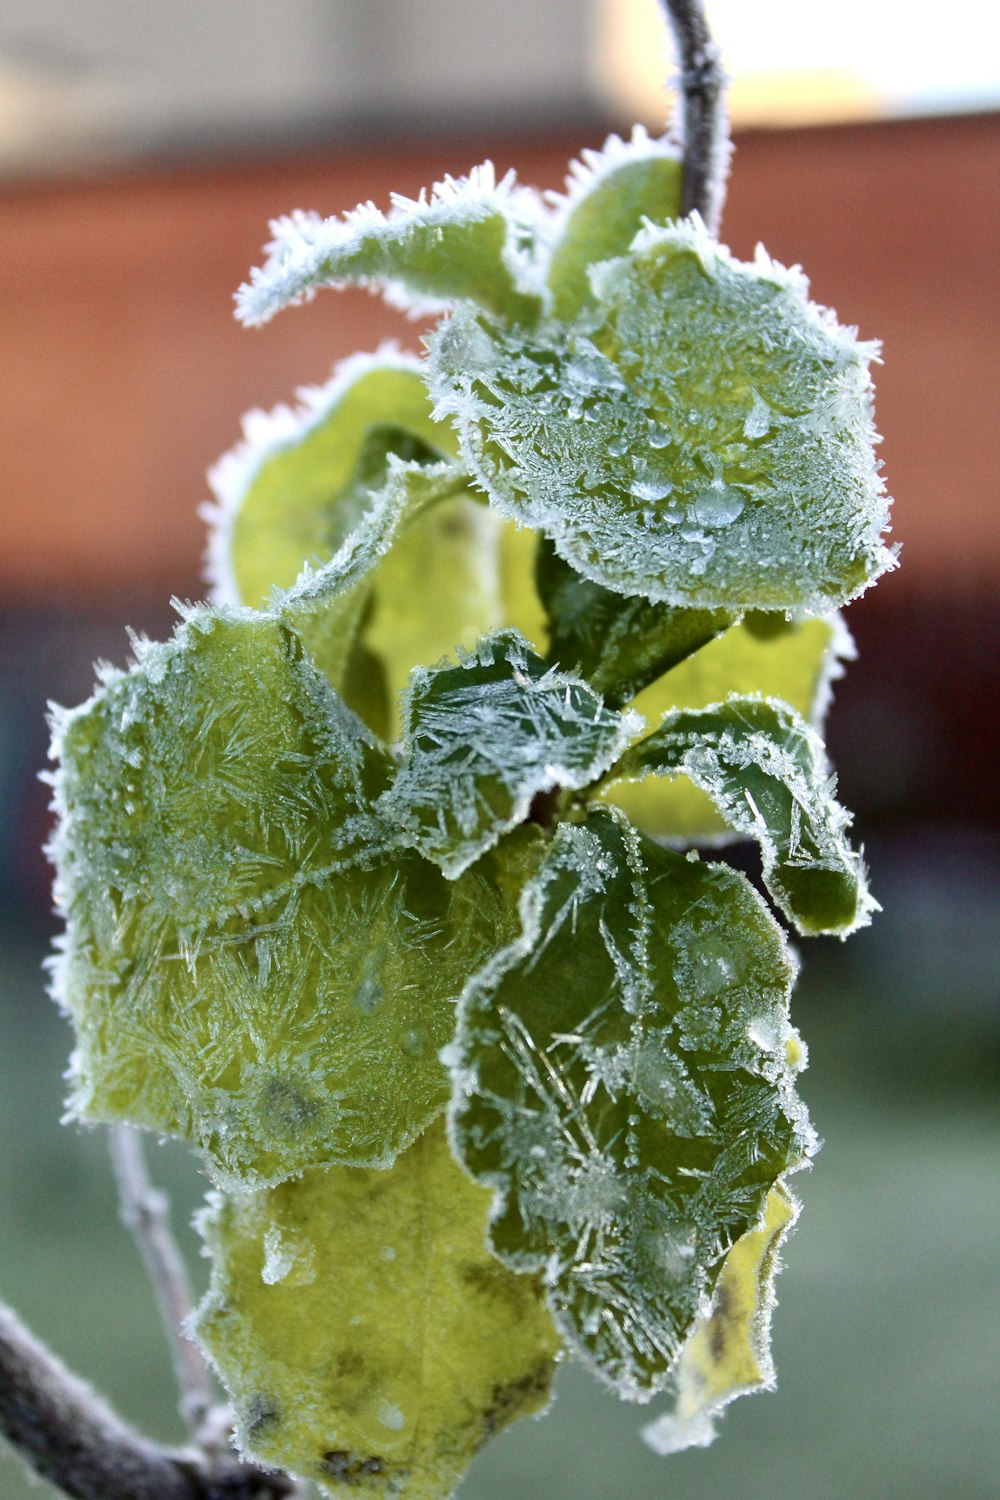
[449,807,812,1398]
[48,609,523,1186]
[237,164,542,327]
[381,630,640,877]
[536,537,731,706]
[605,612,849,840]
[429,219,891,613]
[618,695,873,935]
[194,1120,561,1499]
[545,126,682,323]
[642,1183,798,1455]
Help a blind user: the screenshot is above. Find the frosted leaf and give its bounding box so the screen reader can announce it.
[545,126,682,323]
[428,218,892,614]
[642,1182,799,1455]
[381,630,640,878]
[604,611,853,841]
[536,537,731,706]
[204,348,458,610]
[48,608,529,1186]
[236,163,543,327]
[617,694,875,936]
[448,807,813,1399]
[194,1120,561,1499]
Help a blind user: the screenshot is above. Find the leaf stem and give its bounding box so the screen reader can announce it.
[659,0,730,230]
[108,1125,215,1438]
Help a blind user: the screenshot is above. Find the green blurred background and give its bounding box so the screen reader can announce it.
[1,2,998,1497]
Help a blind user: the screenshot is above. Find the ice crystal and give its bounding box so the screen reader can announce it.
[428,219,892,614]
[448,807,813,1399]
[618,694,875,935]
[48,609,526,1187]
[382,629,641,877]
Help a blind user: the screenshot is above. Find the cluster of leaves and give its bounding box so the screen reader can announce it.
[47,125,889,1497]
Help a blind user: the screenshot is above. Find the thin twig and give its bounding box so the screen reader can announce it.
[109,1124,215,1437]
[660,0,730,230]
[0,1300,295,1500]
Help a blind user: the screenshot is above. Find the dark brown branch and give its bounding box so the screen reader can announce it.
[0,1302,296,1500]
[660,0,730,230]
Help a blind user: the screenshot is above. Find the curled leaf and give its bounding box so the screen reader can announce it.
[616,694,874,935]
[642,1182,799,1455]
[237,164,543,327]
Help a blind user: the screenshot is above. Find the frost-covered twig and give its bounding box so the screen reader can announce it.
[109,1125,215,1437]
[0,1299,295,1499]
[660,0,729,229]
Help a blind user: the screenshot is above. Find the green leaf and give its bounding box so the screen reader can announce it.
[642,1183,799,1455]
[603,612,850,840]
[536,537,731,706]
[48,609,528,1187]
[616,694,873,936]
[448,807,813,1399]
[194,1119,561,1499]
[236,165,543,328]
[546,127,683,323]
[429,219,892,614]
[381,630,640,878]
[207,351,459,610]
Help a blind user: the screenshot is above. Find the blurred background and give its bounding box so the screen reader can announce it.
[1,2,997,1497]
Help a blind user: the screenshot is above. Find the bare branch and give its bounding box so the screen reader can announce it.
[109,1125,215,1437]
[0,1300,298,1499]
[660,0,730,230]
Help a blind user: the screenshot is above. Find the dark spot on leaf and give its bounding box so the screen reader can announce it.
[320,1451,386,1484]
[479,1359,554,1443]
[709,1281,731,1363]
[245,1393,281,1439]
[262,1076,319,1132]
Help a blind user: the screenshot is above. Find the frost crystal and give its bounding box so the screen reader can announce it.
[382,629,641,877]
[48,609,525,1187]
[428,218,892,614]
[236,163,543,327]
[448,807,813,1399]
[618,694,875,935]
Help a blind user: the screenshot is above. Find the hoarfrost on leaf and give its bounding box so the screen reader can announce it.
[428,218,892,614]
[381,629,641,877]
[448,807,814,1399]
[642,1183,799,1454]
[615,694,874,935]
[194,1120,561,1499]
[48,608,527,1187]
[236,163,544,327]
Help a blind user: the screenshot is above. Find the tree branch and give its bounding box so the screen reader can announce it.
[0,1301,297,1500]
[659,0,730,230]
[109,1124,214,1437]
